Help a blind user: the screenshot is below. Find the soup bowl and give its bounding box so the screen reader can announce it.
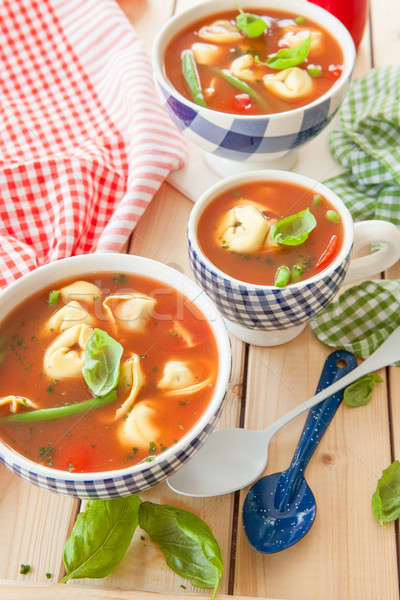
[0,254,231,498]
[188,170,400,346]
[152,0,356,175]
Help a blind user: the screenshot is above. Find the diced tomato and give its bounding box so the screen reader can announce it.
[328,65,343,79]
[232,93,252,112]
[315,234,338,269]
[59,441,97,473]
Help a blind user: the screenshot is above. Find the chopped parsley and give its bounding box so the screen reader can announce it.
[20,564,31,575]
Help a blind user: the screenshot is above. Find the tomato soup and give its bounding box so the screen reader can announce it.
[164,8,343,116]
[0,273,218,473]
[197,181,344,286]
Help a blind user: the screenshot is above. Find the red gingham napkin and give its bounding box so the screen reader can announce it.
[0,0,186,288]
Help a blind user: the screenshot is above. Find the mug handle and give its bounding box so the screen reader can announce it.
[344,220,400,285]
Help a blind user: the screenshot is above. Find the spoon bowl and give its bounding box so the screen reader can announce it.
[242,474,316,553]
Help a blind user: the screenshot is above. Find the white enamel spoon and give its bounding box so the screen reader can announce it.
[167,327,400,497]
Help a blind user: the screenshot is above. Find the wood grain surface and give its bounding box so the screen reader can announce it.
[0,1,399,599]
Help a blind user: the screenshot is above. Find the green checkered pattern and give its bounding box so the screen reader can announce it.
[324,66,400,225]
[310,280,400,363]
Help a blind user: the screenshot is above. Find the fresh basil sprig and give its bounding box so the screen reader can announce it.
[372,460,400,526]
[236,11,268,38]
[61,495,141,582]
[139,502,223,599]
[270,208,317,246]
[343,373,383,407]
[82,328,123,397]
[264,35,311,70]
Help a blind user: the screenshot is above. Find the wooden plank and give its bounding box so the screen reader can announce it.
[0,470,77,584]
[1,582,282,600]
[72,183,244,595]
[369,0,400,584]
[234,22,400,600]
[117,0,176,52]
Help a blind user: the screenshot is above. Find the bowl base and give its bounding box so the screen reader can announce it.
[225,319,306,346]
[203,150,298,177]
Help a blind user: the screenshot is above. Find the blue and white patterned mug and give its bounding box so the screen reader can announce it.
[152,0,355,175]
[188,170,400,346]
[0,254,231,498]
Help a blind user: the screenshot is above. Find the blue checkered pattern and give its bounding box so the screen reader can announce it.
[0,400,225,499]
[159,81,346,161]
[189,239,351,331]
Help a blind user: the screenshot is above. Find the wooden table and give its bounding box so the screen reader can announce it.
[2,1,400,599]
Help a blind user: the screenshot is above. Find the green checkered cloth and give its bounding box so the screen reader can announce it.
[323,66,400,225]
[310,280,400,363]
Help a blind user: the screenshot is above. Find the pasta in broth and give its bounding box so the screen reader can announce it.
[0,273,217,473]
[164,7,343,115]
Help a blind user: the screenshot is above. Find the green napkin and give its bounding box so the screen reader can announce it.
[323,66,400,225]
[310,280,400,363]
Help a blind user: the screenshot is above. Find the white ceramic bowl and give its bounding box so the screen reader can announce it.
[0,254,231,498]
[152,0,356,171]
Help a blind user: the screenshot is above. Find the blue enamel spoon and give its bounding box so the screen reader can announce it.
[242,349,357,553]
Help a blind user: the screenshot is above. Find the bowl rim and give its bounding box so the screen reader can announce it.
[152,0,356,122]
[187,169,354,290]
[0,253,232,481]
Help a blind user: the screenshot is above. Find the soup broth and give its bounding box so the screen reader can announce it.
[197,181,344,285]
[0,273,218,473]
[165,8,343,115]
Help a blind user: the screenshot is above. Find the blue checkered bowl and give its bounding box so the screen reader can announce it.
[0,254,231,498]
[152,0,355,164]
[188,170,354,341]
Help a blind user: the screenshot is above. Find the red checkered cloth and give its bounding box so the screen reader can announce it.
[0,0,186,288]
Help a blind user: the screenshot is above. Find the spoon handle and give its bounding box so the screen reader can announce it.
[276,350,357,511]
[268,326,400,438]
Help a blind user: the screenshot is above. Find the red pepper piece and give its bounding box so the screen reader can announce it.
[328,65,343,79]
[316,234,338,269]
[233,93,252,112]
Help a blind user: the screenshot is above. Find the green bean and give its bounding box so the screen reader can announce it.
[182,50,207,108]
[326,209,341,223]
[307,64,322,78]
[212,68,268,110]
[0,391,117,423]
[274,265,291,288]
[313,194,322,206]
[291,264,303,283]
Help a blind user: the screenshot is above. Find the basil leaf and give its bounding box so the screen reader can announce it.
[61,495,141,582]
[372,461,400,526]
[267,35,311,69]
[236,12,267,38]
[343,373,383,407]
[270,208,316,246]
[82,328,123,397]
[139,502,223,599]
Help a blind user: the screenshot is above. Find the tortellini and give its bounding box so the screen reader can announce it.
[230,54,256,82]
[216,204,270,253]
[60,281,101,305]
[43,324,93,379]
[46,300,94,333]
[103,293,156,333]
[0,395,37,413]
[158,360,212,396]
[118,399,160,449]
[115,354,145,420]
[192,42,222,65]
[279,26,323,54]
[263,67,313,100]
[198,20,242,44]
